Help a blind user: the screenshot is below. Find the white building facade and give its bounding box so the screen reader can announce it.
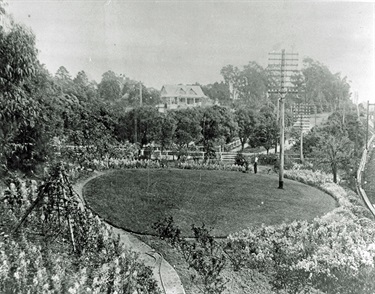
[158,85,210,112]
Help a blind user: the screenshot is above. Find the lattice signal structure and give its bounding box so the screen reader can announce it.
[266,49,299,189]
[292,103,315,133]
[292,103,314,119]
[267,50,299,97]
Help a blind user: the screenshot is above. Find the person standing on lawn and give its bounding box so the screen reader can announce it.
[254,156,258,174]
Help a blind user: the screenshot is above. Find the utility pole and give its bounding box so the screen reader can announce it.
[134,82,143,146]
[292,103,311,164]
[314,105,317,126]
[134,113,138,145]
[268,49,299,189]
[300,108,304,163]
[275,98,279,154]
[366,101,369,150]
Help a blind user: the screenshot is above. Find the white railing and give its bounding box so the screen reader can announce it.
[151,150,205,161]
[225,139,242,151]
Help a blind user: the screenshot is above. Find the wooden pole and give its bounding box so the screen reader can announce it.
[134,113,137,144]
[279,95,285,189]
[315,105,317,125]
[366,100,369,150]
[278,49,285,189]
[275,98,279,154]
[300,109,304,163]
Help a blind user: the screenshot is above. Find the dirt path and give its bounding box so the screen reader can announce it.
[73,171,185,294]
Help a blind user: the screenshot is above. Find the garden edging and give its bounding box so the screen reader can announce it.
[73,170,186,294]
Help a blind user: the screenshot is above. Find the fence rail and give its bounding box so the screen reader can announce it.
[356,135,375,218]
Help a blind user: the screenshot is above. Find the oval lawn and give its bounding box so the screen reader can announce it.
[83,169,336,237]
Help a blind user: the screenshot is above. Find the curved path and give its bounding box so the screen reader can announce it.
[361,135,375,217]
[73,171,185,294]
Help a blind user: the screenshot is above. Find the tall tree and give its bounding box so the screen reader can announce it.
[171,108,202,151]
[301,58,351,112]
[98,70,121,101]
[201,82,231,105]
[154,114,176,152]
[235,108,258,151]
[251,107,278,154]
[73,70,89,87]
[200,106,237,157]
[313,133,354,183]
[238,61,269,106]
[0,21,41,171]
[220,64,241,101]
[116,106,161,146]
[54,65,77,96]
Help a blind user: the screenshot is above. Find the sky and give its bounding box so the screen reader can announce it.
[6,0,375,103]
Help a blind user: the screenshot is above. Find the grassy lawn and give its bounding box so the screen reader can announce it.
[83,169,336,237]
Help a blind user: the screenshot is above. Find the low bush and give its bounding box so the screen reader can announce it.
[153,217,227,294]
[284,169,332,185]
[0,164,160,294]
[257,154,278,165]
[178,161,245,172]
[224,168,375,294]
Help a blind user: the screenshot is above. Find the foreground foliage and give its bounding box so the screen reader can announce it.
[153,217,227,294]
[225,170,375,294]
[0,165,160,294]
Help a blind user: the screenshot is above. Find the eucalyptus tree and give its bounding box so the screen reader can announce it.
[0,19,43,171]
[200,105,237,157]
[235,107,258,151]
[171,108,202,151]
[250,106,278,154]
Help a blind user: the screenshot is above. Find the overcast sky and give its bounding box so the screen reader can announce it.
[7,0,375,102]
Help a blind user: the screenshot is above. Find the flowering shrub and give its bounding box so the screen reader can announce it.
[153,217,227,294]
[0,236,157,294]
[290,161,314,171]
[69,155,247,174]
[226,218,375,294]
[89,158,162,170]
[224,168,375,293]
[59,143,139,169]
[0,165,161,294]
[178,161,245,172]
[285,169,333,185]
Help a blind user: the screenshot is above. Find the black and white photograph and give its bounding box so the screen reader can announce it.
[1,0,375,293]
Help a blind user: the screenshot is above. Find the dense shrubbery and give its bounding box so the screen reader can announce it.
[285,168,332,185]
[178,161,245,172]
[224,169,375,294]
[226,217,375,294]
[257,153,278,165]
[0,165,160,293]
[153,217,227,294]
[61,143,247,173]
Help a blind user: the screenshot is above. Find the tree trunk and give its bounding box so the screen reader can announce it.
[332,164,337,183]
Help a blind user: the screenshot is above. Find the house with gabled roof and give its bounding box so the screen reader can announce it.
[158,84,211,112]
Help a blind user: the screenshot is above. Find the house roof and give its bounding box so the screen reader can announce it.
[161,85,208,98]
